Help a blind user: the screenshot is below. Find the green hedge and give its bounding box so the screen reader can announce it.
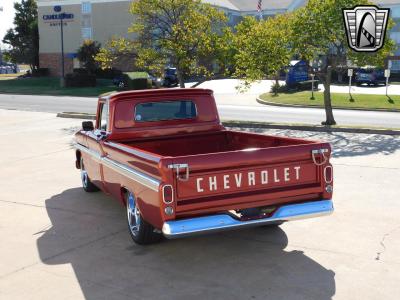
[65,73,97,87]
[32,68,49,77]
[121,72,151,90]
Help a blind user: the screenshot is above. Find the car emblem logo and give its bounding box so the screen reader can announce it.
[343,5,390,52]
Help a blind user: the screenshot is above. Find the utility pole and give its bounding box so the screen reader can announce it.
[0,5,3,64]
[60,12,65,87]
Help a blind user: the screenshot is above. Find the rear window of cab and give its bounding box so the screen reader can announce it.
[114,99,199,128]
[134,100,197,122]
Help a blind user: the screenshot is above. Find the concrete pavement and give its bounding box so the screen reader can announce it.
[0,109,399,299]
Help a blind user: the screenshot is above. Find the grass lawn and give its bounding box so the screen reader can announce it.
[259,91,400,111]
[0,73,24,80]
[0,77,117,97]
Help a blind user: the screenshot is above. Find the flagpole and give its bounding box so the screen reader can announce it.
[257,0,263,20]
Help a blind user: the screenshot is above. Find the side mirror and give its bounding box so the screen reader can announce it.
[82,121,94,131]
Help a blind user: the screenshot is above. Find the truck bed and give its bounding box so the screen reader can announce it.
[124,130,315,157]
[108,130,330,217]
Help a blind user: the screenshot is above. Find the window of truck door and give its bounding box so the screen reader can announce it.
[98,101,109,131]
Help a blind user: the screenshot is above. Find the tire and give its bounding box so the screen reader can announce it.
[126,191,162,245]
[80,157,100,192]
[261,221,284,228]
[118,81,125,88]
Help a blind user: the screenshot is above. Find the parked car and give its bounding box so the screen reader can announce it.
[0,63,19,74]
[113,72,161,89]
[112,74,124,88]
[355,68,385,86]
[163,67,179,87]
[74,88,334,244]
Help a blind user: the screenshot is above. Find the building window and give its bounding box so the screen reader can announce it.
[389,60,400,71]
[82,2,91,14]
[82,15,91,27]
[390,32,400,44]
[81,27,92,40]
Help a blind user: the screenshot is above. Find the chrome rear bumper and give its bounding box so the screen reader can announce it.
[162,199,333,239]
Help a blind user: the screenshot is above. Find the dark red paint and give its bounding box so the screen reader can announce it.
[75,89,333,229]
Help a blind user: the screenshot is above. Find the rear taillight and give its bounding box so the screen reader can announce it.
[324,165,333,184]
[162,185,174,204]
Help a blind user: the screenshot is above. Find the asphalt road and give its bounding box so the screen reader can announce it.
[0,93,399,128]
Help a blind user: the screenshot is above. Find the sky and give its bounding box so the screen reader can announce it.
[0,0,21,49]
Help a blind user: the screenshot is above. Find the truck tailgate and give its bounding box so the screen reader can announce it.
[170,142,331,213]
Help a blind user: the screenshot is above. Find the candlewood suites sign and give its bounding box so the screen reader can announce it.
[43,5,74,26]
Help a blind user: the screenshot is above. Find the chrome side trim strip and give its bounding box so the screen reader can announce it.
[75,143,102,162]
[162,199,333,239]
[104,141,160,163]
[74,143,161,192]
[102,157,160,191]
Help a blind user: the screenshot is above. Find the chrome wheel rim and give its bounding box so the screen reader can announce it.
[127,192,140,236]
[81,162,88,188]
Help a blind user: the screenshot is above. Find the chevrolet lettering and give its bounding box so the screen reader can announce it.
[74,89,334,245]
[195,166,302,193]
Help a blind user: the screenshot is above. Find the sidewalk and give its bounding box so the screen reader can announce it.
[189,79,400,106]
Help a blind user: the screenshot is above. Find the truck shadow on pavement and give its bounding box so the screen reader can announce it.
[232,127,400,158]
[37,188,336,300]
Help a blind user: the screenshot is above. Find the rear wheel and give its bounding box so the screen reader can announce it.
[126,191,162,245]
[80,157,99,192]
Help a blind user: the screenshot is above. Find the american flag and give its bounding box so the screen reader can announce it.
[257,0,262,12]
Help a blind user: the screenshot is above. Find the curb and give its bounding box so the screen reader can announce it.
[56,112,400,136]
[222,120,400,136]
[256,96,400,113]
[56,112,96,120]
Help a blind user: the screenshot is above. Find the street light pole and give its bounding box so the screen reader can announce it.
[60,13,65,87]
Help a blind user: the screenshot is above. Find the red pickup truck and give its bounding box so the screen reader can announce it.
[74,89,333,244]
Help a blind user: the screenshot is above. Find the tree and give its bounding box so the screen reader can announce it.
[95,36,137,70]
[77,40,101,74]
[233,14,293,94]
[291,0,395,125]
[2,0,39,70]
[129,0,228,87]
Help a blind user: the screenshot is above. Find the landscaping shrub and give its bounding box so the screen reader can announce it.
[270,81,282,94]
[73,68,88,74]
[65,72,96,87]
[95,68,122,79]
[296,79,320,91]
[120,72,151,90]
[32,68,49,77]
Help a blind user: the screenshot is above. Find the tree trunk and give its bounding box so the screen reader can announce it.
[322,66,336,125]
[176,68,185,88]
[274,73,280,96]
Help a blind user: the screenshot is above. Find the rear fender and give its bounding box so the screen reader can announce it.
[75,150,82,169]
